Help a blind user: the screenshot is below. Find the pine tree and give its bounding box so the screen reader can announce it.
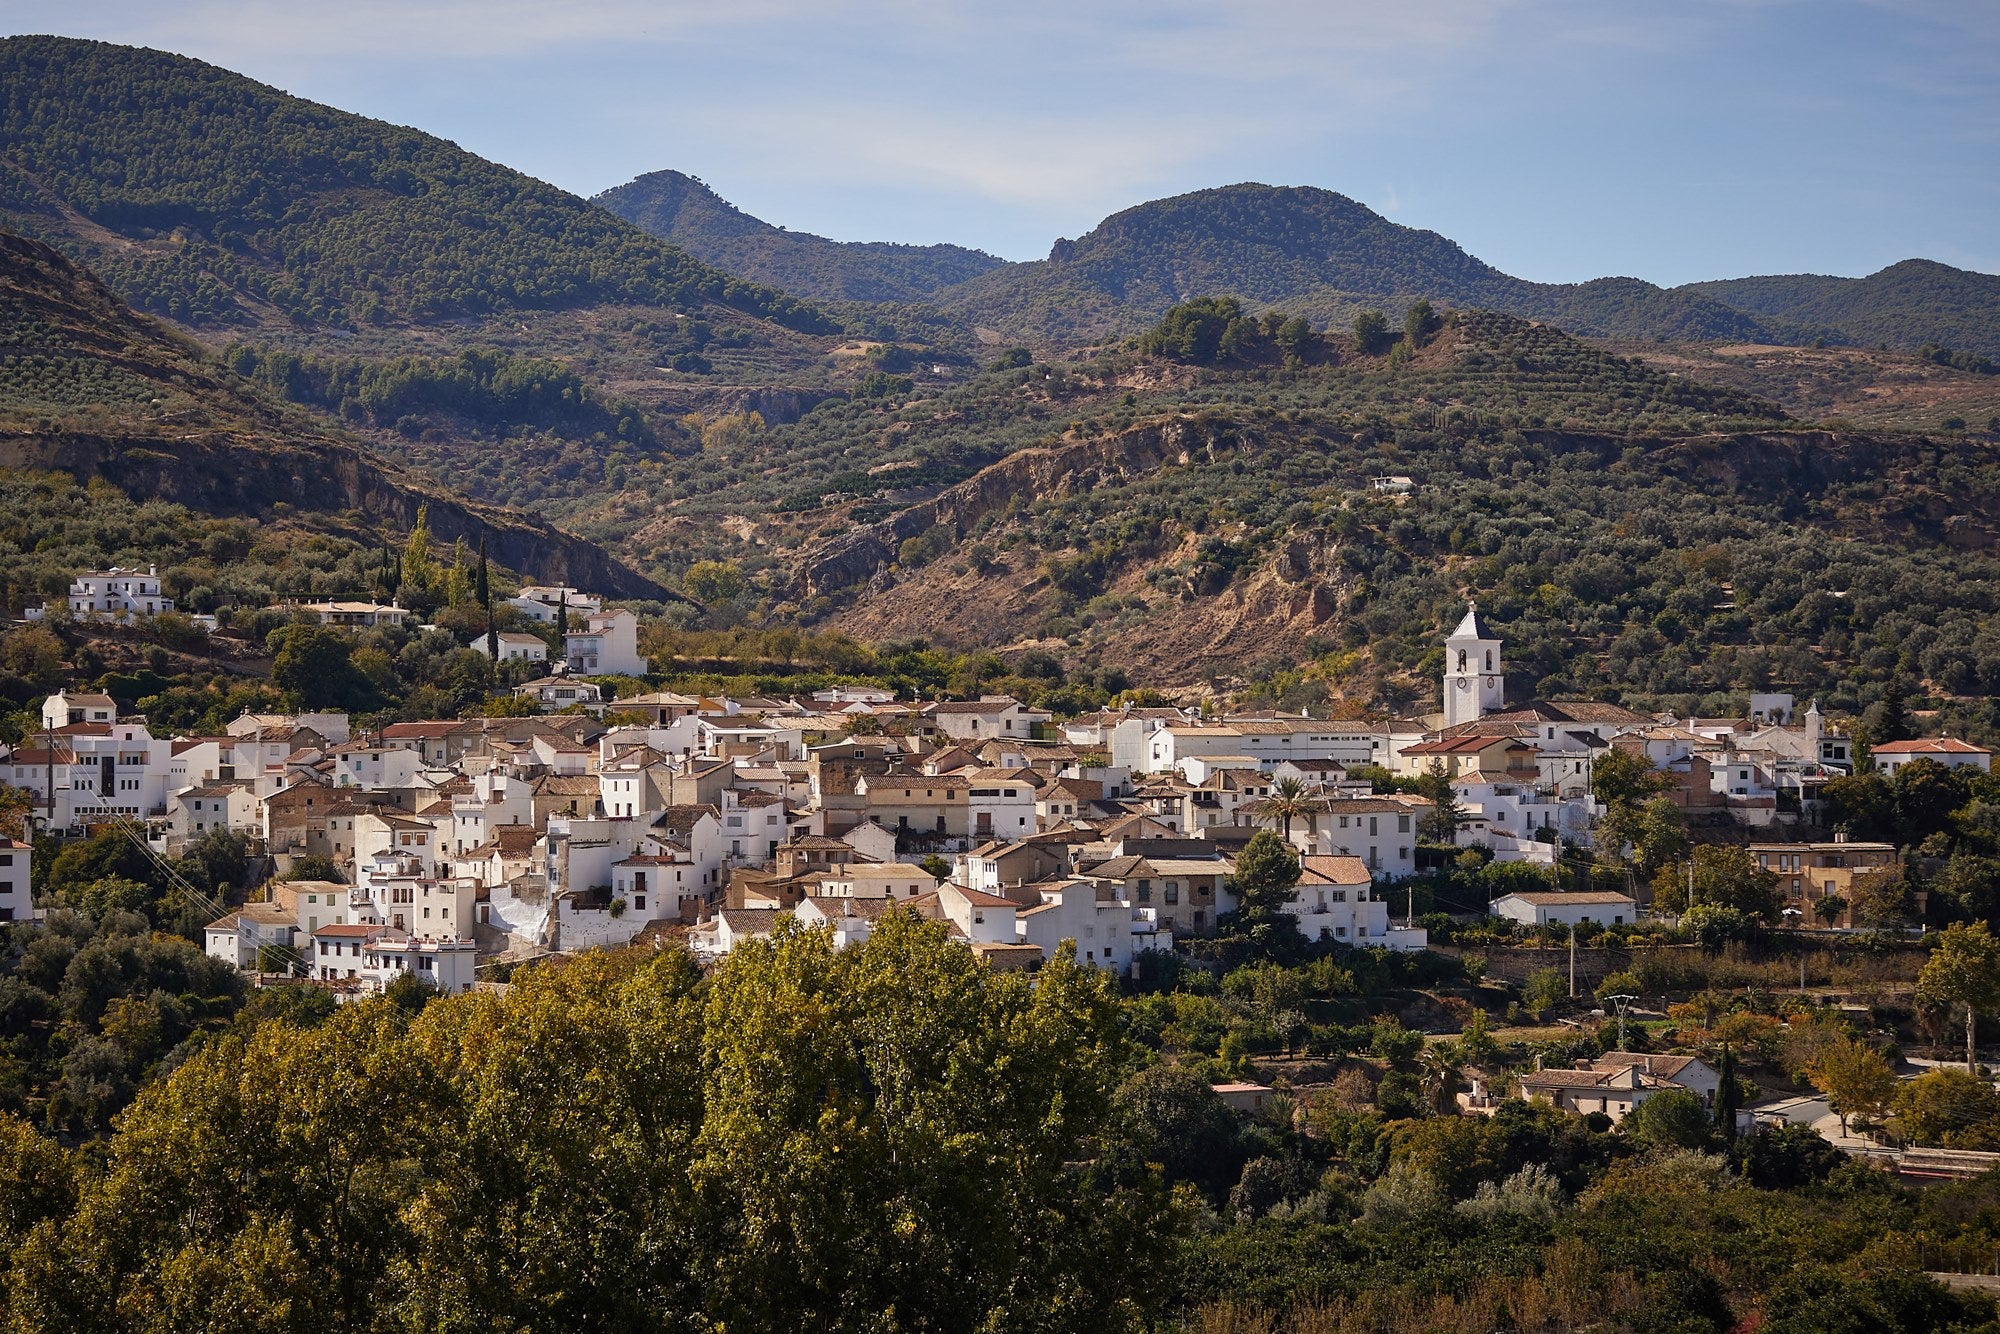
[556,590,569,638]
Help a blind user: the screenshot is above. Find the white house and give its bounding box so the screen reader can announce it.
[6,716,175,830]
[1015,878,1148,973]
[818,862,941,901]
[40,691,116,729]
[203,901,301,972]
[1142,720,1400,777]
[928,697,1052,742]
[66,566,173,624]
[170,783,261,845]
[1283,854,1412,948]
[295,600,409,628]
[690,908,783,958]
[311,922,381,983]
[470,631,550,664]
[359,933,478,997]
[934,882,1019,944]
[0,839,34,923]
[1491,890,1637,928]
[1870,738,1993,775]
[565,607,645,676]
[1294,796,1430,880]
[513,673,606,714]
[965,766,1039,844]
[508,585,601,625]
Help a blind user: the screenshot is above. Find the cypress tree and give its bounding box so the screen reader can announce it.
[1716,1045,1740,1142]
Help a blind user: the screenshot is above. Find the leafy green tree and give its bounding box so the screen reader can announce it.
[1894,1067,2000,1148]
[684,559,746,607]
[1592,748,1664,810]
[1804,1036,1896,1134]
[285,855,343,883]
[0,1114,74,1265]
[1114,1064,1247,1205]
[1919,921,2000,1071]
[1821,773,1896,842]
[1849,861,1919,928]
[1654,845,1780,922]
[1352,308,1392,356]
[1141,297,1255,365]
[1623,1087,1713,1150]
[1226,830,1304,955]
[1893,758,1973,844]
[1403,299,1440,348]
[1865,678,1915,746]
[1714,1045,1740,1142]
[1734,1123,1843,1189]
[271,624,378,713]
[401,502,436,600]
[1632,796,1689,876]
[1522,967,1567,1019]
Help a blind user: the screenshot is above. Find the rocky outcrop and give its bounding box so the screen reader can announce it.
[795,416,1224,599]
[0,426,671,598]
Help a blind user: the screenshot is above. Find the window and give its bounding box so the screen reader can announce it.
[1398,815,1410,834]
[1164,884,1180,904]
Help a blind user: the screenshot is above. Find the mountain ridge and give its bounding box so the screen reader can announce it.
[0,35,835,339]
[593,170,1006,304]
[603,171,1997,358]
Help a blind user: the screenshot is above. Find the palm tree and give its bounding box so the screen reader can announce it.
[1252,776,1315,842]
[1420,1040,1465,1115]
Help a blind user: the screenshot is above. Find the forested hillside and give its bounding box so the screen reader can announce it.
[1686,260,2000,362]
[582,304,1999,729]
[596,170,1005,303]
[0,36,831,336]
[0,228,662,597]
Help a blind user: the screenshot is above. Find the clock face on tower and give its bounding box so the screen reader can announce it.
[1454,678,1471,691]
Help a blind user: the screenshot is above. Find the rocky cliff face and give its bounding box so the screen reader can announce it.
[0,427,667,597]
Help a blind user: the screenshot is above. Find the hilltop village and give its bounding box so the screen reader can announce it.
[7,576,1974,998]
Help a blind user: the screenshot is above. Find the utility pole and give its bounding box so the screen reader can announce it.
[1607,993,1637,1051]
[42,719,54,836]
[1783,907,1805,991]
[1568,923,1577,999]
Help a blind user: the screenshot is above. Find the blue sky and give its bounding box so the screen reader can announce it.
[7,1,1996,283]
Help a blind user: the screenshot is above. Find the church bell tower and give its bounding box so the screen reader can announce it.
[1443,601,1504,728]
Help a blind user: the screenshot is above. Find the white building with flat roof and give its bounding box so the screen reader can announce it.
[565,607,644,676]
[66,566,172,624]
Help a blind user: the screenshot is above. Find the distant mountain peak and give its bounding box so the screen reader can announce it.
[596,170,1005,304]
